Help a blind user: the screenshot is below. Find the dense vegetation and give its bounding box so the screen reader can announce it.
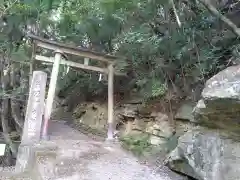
[0,0,240,165]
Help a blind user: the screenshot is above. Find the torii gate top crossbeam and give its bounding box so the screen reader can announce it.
[27,33,117,63]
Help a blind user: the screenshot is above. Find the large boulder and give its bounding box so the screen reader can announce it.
[193,65,240,134]
[166,128,240,180]
[167,65,240,179]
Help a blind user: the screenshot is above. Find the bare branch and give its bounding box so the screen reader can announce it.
[170,0,182,28]
[198,0,240,36]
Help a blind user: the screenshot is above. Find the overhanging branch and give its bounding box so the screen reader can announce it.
[198,0,240,37]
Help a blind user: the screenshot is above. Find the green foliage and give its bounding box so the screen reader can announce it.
[151,80,167,97]
[2,0,240,100]
[120,134,152,156]
[136,78,167,99]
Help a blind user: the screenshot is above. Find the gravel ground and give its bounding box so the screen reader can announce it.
[46,121,187,180]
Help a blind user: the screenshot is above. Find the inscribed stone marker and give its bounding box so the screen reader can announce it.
[21,71,47,145]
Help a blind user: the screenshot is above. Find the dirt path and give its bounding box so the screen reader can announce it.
[37,120,187,180]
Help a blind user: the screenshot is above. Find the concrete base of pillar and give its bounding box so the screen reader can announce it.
[107,123,114,140]
[15,145,34,173]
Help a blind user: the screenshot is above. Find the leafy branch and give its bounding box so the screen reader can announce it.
[0,0,18,19]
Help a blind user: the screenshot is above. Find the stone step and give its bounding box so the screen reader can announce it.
[0,169,33,180]
[33,151,58,180]
[13,139,121,180]
[51,173,82,180]
[56,141,102,159]
[34,153,90,180]
[32,139,103,180]
[0,174,33,180]
[35,143,124,180]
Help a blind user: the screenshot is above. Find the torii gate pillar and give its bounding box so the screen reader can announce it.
[107,63,114,140]
[41,50,63,140]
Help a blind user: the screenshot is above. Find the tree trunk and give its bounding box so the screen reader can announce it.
[10,63,24,131]
[0,56,17,158]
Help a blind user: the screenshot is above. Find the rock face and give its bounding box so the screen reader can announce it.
[146,113,174,145]
[72,102,175,146]
[193,65,240,133]
[167,128,240,180]
[167,65,240,180]
[73,102,108,130]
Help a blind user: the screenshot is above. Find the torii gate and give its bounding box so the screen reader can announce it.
[28,34,122,141]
